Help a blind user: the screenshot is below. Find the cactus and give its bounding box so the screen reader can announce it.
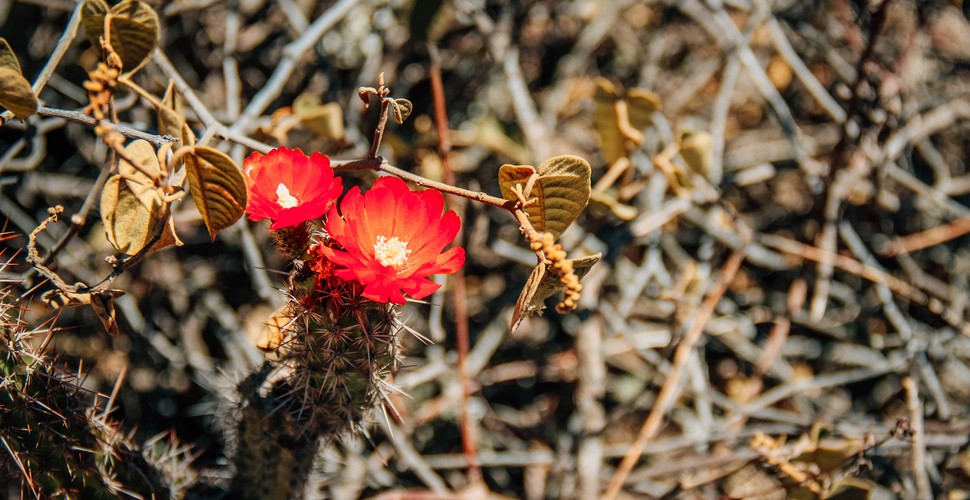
[0,288,186,498]
[228,234,404,499]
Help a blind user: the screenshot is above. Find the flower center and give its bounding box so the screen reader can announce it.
[374,235,411,268]
[275,183,300,209]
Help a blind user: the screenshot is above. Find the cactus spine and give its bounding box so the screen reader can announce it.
[229,234,403,499]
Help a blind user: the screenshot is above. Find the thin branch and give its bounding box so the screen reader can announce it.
[228,0,358,135]
[36,106,179,148]
[0,0,83,124]
[603,249,746,499]
[903,375,932,500]
[429,41,482,487]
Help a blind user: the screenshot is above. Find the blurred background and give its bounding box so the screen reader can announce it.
[2,0,970,497]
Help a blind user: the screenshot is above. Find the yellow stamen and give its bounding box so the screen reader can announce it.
[276,183,300,208]
[374,235,411,268]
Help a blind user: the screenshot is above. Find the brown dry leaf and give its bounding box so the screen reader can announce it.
[593,78,661,165]
[0,67,36,120]
[0,38,22,73]
[184,146,248,240]
[105,0,160,75]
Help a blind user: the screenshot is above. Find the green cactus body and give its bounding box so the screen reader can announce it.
[229,261,402,499]
[1,319,171,498]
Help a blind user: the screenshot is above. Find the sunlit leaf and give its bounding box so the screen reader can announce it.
[511,263,545,333]
[118,139,161,203]
[293,94,345,142]
[106,0,160,75]
[81,0,110,46]
[100,174,179,255]
[677,129,713,179]
[498,156,591,239]
[593,78,661,165]
[531,253,601,305]
[0,38,22,74]
[510,253,602,333]
[534,155,592,238]
[498,163,538,203]
[391,98,413,124]
[158,80,189,146]
[0,68,37,120]
[184,146,248,240]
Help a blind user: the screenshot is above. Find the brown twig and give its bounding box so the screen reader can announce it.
[428,42,482,487]
[603,248,746,499]
[903,375,932,500]
[881,215,970,256]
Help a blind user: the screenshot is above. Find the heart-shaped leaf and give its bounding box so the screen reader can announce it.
[81,0,110,47]
[510,252,602,333]
[0,67,37,120]
[391,98,413,124]
[498,163,538,203]
[498,156,591,239]
[118,139,161,202]
[101,174,180,255]
[184,146,248,240]
[0,38,22,74]
[534,155,591,238]
[105,0,160,75]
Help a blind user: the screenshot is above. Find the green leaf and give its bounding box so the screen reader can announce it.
[0,68,37,120]
[106,0,160,75]
[0,38,22,74]
[100,174,178,255]
[184,146,248,240]
[391,98,413,125]
[81,0,110,47]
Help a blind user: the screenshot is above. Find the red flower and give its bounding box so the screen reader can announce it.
[244,147,343,230]
[320,177,465,305]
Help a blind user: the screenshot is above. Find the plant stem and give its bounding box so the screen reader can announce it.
[36,106,178,148]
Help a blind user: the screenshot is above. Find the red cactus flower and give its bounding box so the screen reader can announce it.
[244,147,343,230]
[320,177,465,305]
